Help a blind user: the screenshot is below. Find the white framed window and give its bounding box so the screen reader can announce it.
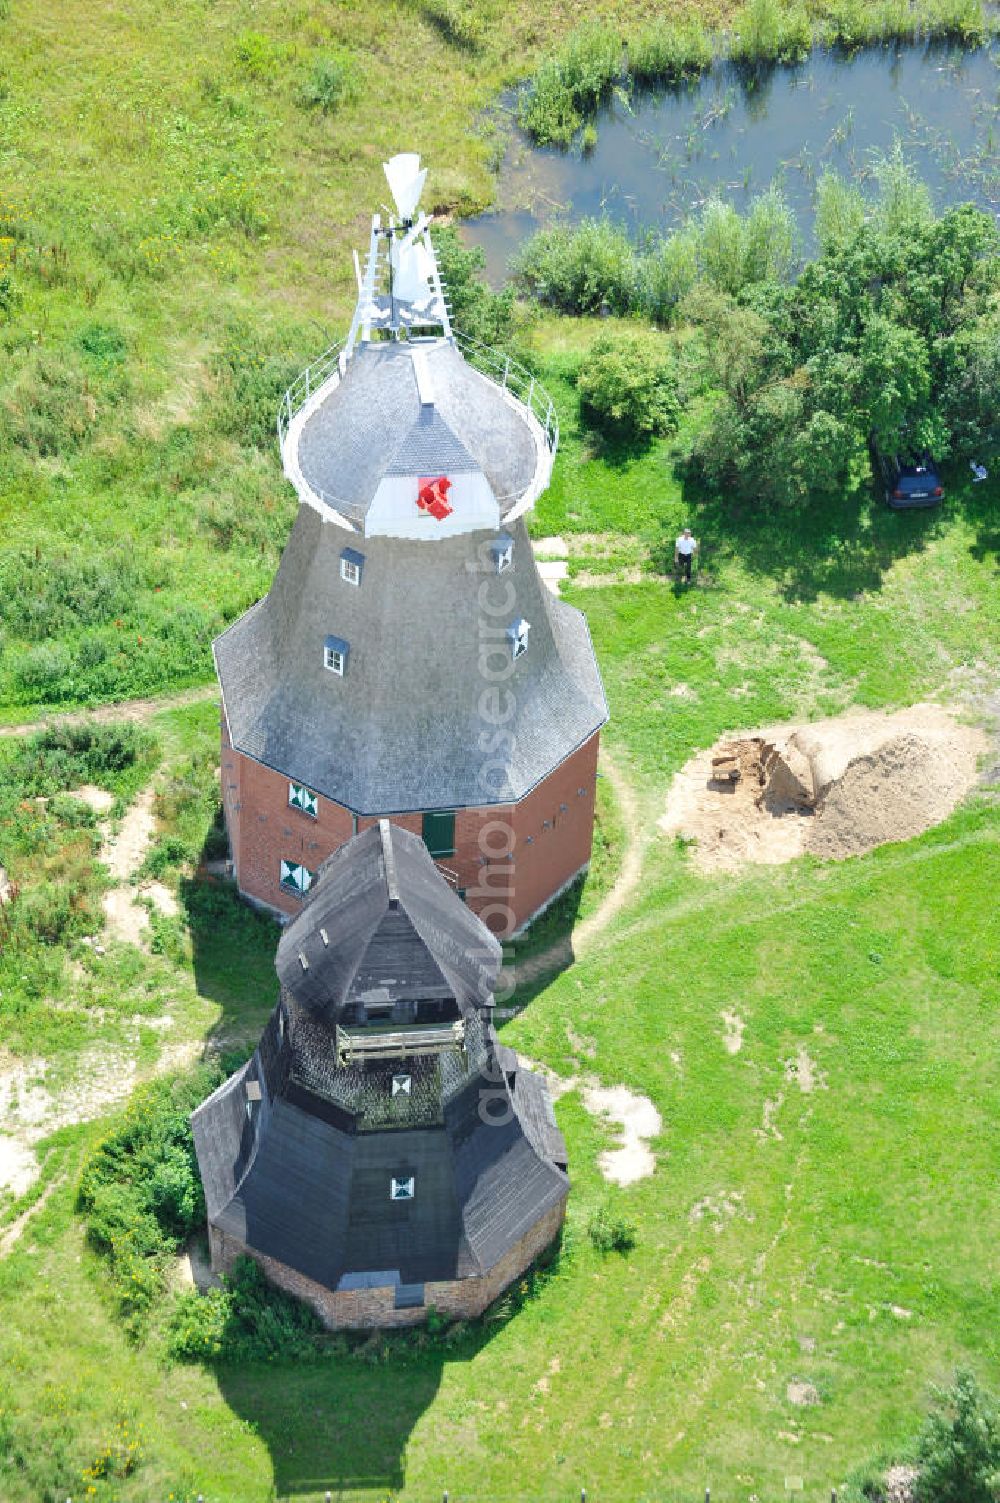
[279,859,314,896]
[506,617,530,660]
[390,1175,415,1201]
[392,1074,412,1097]
[324,645,345,676]
[288,781,318,817]
[340,548,364,586]
[490,533,513,574]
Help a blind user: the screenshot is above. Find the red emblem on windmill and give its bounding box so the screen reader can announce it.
[417,475,453,521]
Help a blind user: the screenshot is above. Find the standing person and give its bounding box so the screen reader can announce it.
[674,527,698,584]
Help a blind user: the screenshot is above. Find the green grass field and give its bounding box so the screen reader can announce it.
[2,0,1000,1498]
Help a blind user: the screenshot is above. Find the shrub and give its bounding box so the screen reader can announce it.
[0,270,17,318]
[697,187,797,296]
[141,834,191,879]
[628,20,713,85]
[78,1072,216,1334]
[49,792,100,828]
[873,139,934,238]
[0,544,144,640]
[578,329,680,442]
[212,321,306,448]
[923,0,988,42]
[729,0,812,65]
[9,720,158,797]
[512,219,639,315]
[16,878,98,945]
[642,229,700,324]
[233,29,284,80]
[421,0,485,49]
[517,24,621,145]
[15,641,74,698]
[167,1255,326,1362]
[587,1203,638,1252]
[814,170,867,251]
[299,50,361,113]
[187,171,268,239]
[0,349,96,456]
[915,1370,1000,1503]
[75,320,128,368]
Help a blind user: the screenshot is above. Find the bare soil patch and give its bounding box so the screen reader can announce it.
[659,704,987,873]
[520,1059,662,1186]
[721,1010,746,1055]
[99,783,178,943]
[582,1082,662,1186]
[68,784,116,814]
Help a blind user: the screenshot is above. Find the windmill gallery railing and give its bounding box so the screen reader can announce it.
[276,329,559,512]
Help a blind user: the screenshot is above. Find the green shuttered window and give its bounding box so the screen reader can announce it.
[422,810,455,858]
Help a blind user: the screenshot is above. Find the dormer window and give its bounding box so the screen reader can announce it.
[324,635,349,676]
[340,548,364,586]
[507,618,530,660]
[279,859,314,896]
[490,533,513,574]
[288,781,318,817]
[390,1175,415,1201]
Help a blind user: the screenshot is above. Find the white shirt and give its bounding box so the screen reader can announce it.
[676,535,697,555]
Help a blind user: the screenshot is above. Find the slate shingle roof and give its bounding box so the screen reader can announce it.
[191,826,568,1293]
[295,340,538,520]
[274,822,501,1020]
[214,514,608,815]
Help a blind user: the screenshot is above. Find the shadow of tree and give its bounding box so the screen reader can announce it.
[956,472,1000,571]
[659,469,948,601]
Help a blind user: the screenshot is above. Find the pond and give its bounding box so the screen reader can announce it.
[462,41,1000,283]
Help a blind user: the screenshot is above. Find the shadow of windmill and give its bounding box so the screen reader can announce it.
[215,1352,451,1496]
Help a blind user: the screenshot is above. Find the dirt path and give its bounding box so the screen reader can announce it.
[101,786,162,945]
[0,681,219,738]
[574,750,645,952]
[504,747,646,995]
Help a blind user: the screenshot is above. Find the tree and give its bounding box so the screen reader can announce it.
[916,1370,1000,1503]
[939,319,1000,457]
[857,315,933,451]
[577,328,680,441]
[431,226,518,348]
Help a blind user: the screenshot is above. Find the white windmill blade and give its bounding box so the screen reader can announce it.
[397,212,430,255]
[393,241,433,305]
[384,153,427,221]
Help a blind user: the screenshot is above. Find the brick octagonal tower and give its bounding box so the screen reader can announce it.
[215,155,607,934]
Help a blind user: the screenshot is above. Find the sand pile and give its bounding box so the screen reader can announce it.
[659,704,987,873]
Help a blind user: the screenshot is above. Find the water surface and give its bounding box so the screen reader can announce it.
[463,43,1000,282]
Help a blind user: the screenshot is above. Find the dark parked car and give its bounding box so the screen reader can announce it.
[871,440,945,509]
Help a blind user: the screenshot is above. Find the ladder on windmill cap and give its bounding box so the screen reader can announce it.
[412,346,436,408]
[379,818,400,908]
